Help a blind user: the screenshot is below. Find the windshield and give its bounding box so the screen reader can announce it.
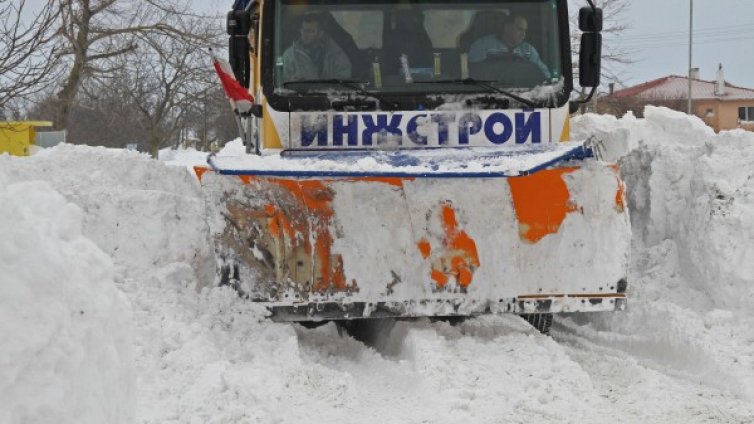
[271,0,563,97]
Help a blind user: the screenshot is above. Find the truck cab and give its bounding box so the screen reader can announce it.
[228,0,601,152]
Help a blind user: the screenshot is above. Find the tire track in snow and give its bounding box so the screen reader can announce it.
[552,319,754,423]
[293,316,609,424]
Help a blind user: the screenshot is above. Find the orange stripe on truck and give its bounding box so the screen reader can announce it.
[237,176,350,293]
[609,164,627,213]
[193,166,210,182]
[418,202,480,289]
[508,168,579,243]
[417,239,432,259]
[342,176,408,187]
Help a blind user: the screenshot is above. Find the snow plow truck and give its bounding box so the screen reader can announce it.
[196,0,630,333]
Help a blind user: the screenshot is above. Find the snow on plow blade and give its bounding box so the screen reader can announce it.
[196,142,630,321]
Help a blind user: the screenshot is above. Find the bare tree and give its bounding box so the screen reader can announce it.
[103,24,217,157]
[28,66,236,152]
[0,0,60,111]
[175,88,237,152]
[53,0,220,130]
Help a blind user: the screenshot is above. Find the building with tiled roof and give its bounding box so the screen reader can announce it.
[605,65,754,133]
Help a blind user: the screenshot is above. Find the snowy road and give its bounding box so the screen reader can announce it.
[3,107,754,423]
[124,264,754,423]
[555,325,752,424]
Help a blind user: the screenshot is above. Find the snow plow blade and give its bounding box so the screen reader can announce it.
[196,142,630,321]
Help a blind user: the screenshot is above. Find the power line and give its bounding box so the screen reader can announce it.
[620,30,754,45]
[617,31,754,49]
[622,36,754,51]
[621,36,754,49]
[617,22,754,41]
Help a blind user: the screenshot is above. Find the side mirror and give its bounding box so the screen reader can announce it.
[579,32,602,87]
[578,6,603,89]
[227,10,251,36]
[227,10,252,87]
[579,7,603,32]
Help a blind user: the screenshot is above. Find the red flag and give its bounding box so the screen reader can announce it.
[211,50,255,114]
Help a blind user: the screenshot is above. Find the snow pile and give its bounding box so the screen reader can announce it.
[1,144,213,283]
[575,106,754,310]
[127,264,605,423]
[158,138,244,170]
[0,177,133,424]
[158,146,211,169]
[570,106,754,400]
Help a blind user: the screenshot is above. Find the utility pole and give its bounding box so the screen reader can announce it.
[687,0,694,114]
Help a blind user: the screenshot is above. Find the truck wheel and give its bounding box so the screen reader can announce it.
[297,321,330,329]
[520,313,553,335]
[336,318,396,347]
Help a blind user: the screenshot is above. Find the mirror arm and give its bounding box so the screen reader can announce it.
[575,85,598,106]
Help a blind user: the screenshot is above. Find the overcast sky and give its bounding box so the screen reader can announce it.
[611,0,754,89]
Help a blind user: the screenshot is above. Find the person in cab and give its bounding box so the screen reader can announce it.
[382,8,434,74]
[282,13,352,81]
[467,12,549,78]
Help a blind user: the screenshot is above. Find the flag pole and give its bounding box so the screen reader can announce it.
[233,112,247,151]
[246,113,258,155]
[210,48,259,155]
[687,0,693,114]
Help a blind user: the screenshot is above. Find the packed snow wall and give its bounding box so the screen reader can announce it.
[0,145,214,282]
[574,106,754,311]
[0,146,213,424]
[572,106,754,400]
[0,177,134,424]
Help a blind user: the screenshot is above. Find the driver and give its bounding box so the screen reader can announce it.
[467,13,549,78]
[282,13,352,81]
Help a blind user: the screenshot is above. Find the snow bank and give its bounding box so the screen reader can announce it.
[1,144,213,282]
[127,263,605,423]
[575,106,754,310]
[158,146,211,169]
[571,106,754,400]
[158,138,245,170]
[0,178,133,424]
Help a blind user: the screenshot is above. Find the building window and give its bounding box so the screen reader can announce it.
[705,108,715,117]
[739,106,754,122]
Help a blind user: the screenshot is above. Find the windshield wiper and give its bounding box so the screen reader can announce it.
[282,79,399,109]
[283,78,365,87]
[416,78,536,108]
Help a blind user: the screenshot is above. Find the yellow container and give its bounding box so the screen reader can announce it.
[0,121,53,156]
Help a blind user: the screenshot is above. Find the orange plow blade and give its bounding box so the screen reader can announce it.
[197,148,630,321]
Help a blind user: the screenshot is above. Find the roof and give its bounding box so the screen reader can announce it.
[609,75,754,101]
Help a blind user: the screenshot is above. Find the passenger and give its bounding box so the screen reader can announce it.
[467,13,549,77]
[282,13,352,81]
[383,9,434,73]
